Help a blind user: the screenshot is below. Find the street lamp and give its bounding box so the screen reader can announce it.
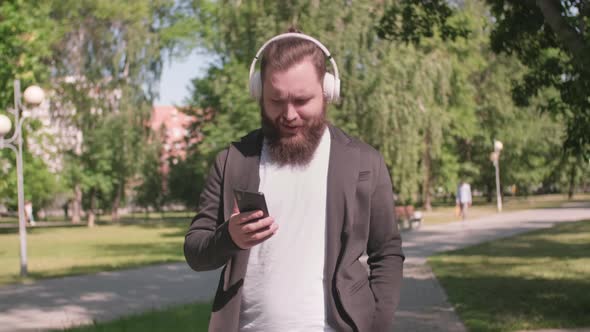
[489,139,503,212]
[0,80,45,277]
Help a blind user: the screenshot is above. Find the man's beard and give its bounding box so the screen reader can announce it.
[261,104,327,167]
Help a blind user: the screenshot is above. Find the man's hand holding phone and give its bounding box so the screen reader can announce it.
[228,191,278,249]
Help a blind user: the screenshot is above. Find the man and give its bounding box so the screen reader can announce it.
[456,180,472,220]
[184,30,404,332]
[24,200,35,226]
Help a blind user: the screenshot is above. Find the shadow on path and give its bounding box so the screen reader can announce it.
[0,264,219,332]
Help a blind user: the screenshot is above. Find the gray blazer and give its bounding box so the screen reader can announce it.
[184,125,404,332]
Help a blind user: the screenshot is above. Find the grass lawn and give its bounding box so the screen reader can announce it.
[1,194,587,285]
[421,193,590,225]
[0,221,188,286]
[429,219,590,332]
[57,302,211,332]
[0,210,194,224]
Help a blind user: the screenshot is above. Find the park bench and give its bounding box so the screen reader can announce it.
[394,205,422,230]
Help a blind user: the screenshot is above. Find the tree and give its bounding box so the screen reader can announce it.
[0,0,57,109]
[184,1,440,203]
[186,0,577,208]
[0,1,62,214]
[377,0,590,158]
[134,134,166,214]
[182,1,480,205]
[49,1,195,224]
[0,149,62,213]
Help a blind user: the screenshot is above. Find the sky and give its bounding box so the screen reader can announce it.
[155,50,214,106]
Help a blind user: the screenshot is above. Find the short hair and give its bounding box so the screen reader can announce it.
[260,27,327,88]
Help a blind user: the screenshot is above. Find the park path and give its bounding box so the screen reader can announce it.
[0,264,219,331]
[1,206,589,331]
[394,205,590,332]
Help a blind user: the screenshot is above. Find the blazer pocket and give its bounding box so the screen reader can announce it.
[358,171,371,182]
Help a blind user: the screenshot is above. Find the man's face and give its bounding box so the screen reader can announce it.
[261,59,327,166]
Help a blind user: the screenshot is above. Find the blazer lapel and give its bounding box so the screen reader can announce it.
[325,125,359,279]
[224,130,263,287]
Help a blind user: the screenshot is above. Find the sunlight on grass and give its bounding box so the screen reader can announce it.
[57,302,211,332]
[0,222,188,285]
[429,220,590,332]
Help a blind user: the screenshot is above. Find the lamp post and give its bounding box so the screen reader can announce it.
[489,139,503,212]
[0,80,45,277]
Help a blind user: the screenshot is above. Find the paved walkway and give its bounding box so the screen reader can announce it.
[393,207,590,332]
[0,265,220,331]
[1,207,589,331]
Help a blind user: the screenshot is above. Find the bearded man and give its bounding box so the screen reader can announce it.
[184,30,404,332]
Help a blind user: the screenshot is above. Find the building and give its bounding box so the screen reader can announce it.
[149,105,201,177]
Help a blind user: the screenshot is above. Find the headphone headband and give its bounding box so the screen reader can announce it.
[248,33,340,84]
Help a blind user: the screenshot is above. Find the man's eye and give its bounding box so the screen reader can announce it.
[294,98,310,106]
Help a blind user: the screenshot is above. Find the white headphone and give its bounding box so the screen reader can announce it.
[249,33,341,103]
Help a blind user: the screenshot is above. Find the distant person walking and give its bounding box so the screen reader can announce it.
[24,200,35,226]
[456,181,472,220]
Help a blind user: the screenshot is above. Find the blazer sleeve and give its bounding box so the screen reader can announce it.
[367,153,405,330]
[184,149,242,271]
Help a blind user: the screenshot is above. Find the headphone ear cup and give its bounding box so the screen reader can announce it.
[332,76,340,102]
[323,73,340,103]
[250,71,262,100]
[323,72,334,102]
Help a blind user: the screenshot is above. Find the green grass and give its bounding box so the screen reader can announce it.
[57,302,211,332]
[421,193,590,225]
[0,221,188,285]
[0,210,194,224]
[429,220,590,332]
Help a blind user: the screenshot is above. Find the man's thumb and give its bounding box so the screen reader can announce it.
[231,199,240,217]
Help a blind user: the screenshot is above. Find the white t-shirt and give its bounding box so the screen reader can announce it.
[457,183,472,204]
[238,127,335,332]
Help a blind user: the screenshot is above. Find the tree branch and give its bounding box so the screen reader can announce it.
[535,0,586,63]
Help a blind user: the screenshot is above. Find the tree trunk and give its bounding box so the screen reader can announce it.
[88,189,96,227]
[568,162,577,200]
[421,128,433,211]
[71,184,82,224]
[111,183,122,222]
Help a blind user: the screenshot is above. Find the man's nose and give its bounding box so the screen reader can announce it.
[283,103,298,122]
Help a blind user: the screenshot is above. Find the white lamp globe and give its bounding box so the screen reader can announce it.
[0,114,12,136]
[23,85,45,105]
[494,140,503,152]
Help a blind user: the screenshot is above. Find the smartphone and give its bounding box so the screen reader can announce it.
[233,189,270,218]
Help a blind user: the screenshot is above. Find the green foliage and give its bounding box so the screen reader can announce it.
[134,135,166,212]
[0,149,62,210]
[487,0,590,157]
[376,0,470,44]
[377,0,590,158]
[47,1,196,216]
[3,0,579,211]
[167,152,207,209]
[0,0,58,109]
[179,0,584,206]
[0,1,62,211]
[61,302,210,332]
